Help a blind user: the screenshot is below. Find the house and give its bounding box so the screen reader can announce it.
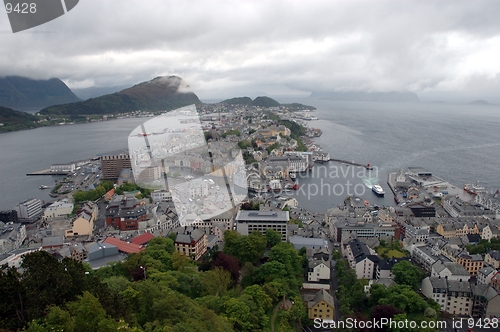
[105,196,148,231]
[477,266,497,285]
[485,250,500,269]
[471,283,500,319]
[70,243,88,261]
[174,228,207,261]
[104,188,115,201]
[102,237,144,254]
[355,255,380,280]
[421,277,472,315]
[307,289,335,321]
[431,261,470,281]
[456,253,484,276]
[376,257,409,279]
[131,232,155,246]
[491,273,500,292]
[308,259,330,282]
[462,234,481,245]
[42,199,73,220]
[41,236,64,249]
[65,216,94,237]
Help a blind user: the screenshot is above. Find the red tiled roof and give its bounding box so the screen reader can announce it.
[131,232,155,245]
[103,237,144,254]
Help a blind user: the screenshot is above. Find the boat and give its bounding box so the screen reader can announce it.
[372,185,385,196]
[464,183,486,195]
[289,172,296,180]
[39,185,50,189]
[293,182,299,190]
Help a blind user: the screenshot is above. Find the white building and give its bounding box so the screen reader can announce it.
[15,198,42,222]
[235,210,289,241]
[43,198,74,220]
[50,163,76,172]
[421,277,472,315]
[477,266,497,285]
[308,259,330,282]
[151,190,172,202]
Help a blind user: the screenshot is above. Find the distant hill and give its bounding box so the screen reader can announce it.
[72,84,131,100]
[252,96,281,107]
[468,100,490,105]
[221,97,253,105]
[281,103,316,111]
[309,90,420,102]
[40,76,201,116]
[221,96,315,110]
[0,105,40,132]
[0,76,81,110]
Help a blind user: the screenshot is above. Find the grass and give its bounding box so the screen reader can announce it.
[376,247,408,258]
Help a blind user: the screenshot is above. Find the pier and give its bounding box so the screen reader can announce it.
[329,158,373,169]
[26,169,69,176]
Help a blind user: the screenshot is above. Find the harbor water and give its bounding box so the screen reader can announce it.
[1,100,500,213]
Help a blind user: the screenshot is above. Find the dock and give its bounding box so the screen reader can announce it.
[329,158,373,169]
[26,169,69,176]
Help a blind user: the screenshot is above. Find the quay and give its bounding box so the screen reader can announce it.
[26,169,69,176]
[329,158,373,169]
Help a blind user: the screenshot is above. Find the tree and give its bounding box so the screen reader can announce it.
[378,285,428,314]
[370,304,403,321]
[392,261,423,289]
[253,261,287,284]
[0,266,26,330]
[265,229,282,248]
[200,267,232,297]
[20,251,75,321]
[211,252,240,283]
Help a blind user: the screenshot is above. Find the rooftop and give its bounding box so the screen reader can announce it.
[236,210,289,222]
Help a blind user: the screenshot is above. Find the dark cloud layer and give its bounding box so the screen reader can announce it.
[1,0,499,101]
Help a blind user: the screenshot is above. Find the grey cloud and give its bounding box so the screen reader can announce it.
[1,0,500,101]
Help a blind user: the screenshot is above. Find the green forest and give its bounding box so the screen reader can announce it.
[0,230,309,332]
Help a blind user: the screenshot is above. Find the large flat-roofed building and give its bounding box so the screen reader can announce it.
[235,210,289,241]
[101,152,132,180]
[15,198,42,223]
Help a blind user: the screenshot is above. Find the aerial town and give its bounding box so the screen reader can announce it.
[2,101,500,331]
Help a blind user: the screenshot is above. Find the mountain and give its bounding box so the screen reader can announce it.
[0,105,40,132]
[309,90,420,102]
[221,97,253,105]
[251,96,281,107]
[0,76,81,110]
[40,76,201,116]
[221,96,315,110]
[281,103,316,111]
[72,84,131,100]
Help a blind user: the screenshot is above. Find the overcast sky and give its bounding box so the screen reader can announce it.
[1,0,500,101]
